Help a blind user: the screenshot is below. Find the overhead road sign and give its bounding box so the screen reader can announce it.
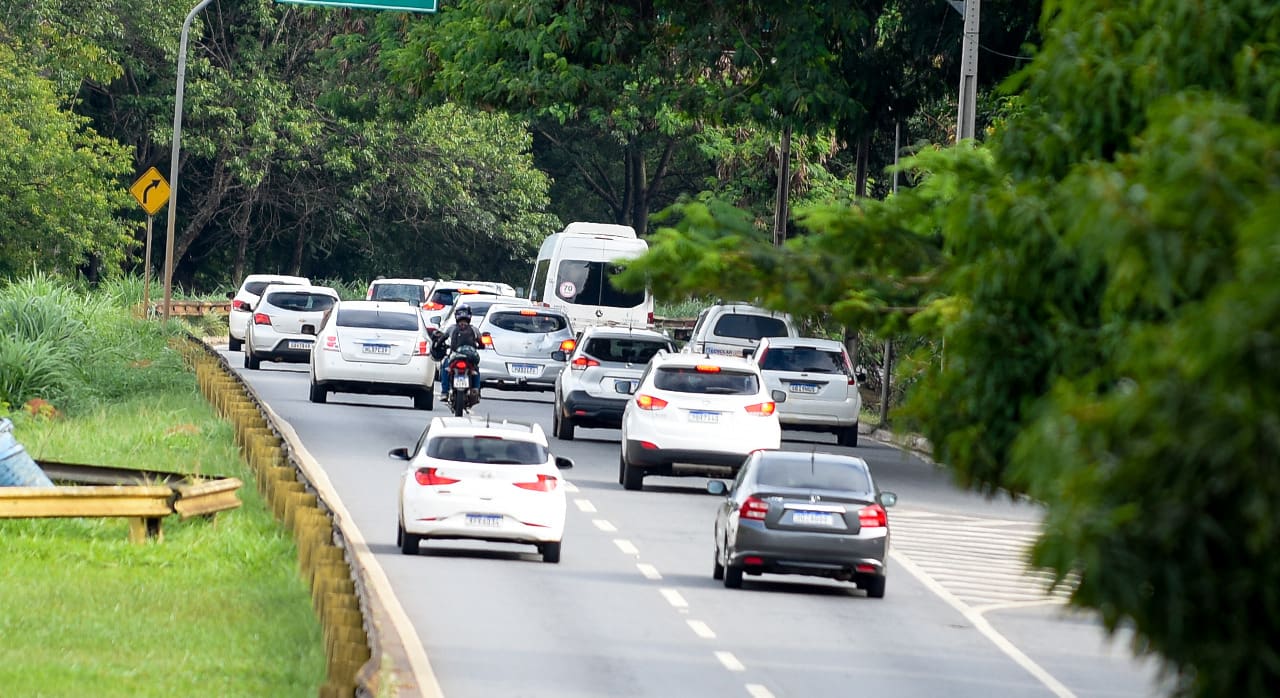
[275,0,437,12]
[129,167,170,216]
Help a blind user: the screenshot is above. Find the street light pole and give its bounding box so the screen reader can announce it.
[161,0,214,323]
[955,0,980,141]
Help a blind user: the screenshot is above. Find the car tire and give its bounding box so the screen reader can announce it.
[540,541,562,564]
[837,423,859,448]
[245,349,261,370]
[863,575,886,599]
[228,336,242,352]
[396,522,403,547]
[553,404,575,441]
[713,548,725,581]
[309,382,327,404]
[451,392,465,417]
[414,391,433,411]
[723,564,744,589]
[399,524,420,556]
[620,453,644,491]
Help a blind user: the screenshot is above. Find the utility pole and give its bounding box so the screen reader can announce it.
[771,125,792,248]
[955,0,980,141]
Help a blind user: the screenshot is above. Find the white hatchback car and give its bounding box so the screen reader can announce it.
[617,352,786,491]
[308,300,436,410]
[474,304,575,391]
[392,417,574,562]
[365,278,434,307]
[243,284,340,370]
[752,337,864,447]
[227,273,309,351]
[552,326,676,440]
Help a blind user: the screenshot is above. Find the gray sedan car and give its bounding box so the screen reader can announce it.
[709,450,896,597]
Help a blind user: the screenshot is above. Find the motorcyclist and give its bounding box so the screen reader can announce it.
[435,306,482,400]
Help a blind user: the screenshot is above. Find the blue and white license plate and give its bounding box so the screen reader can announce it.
[362,343,391,355]
[789,382,820,394]
[688,410,720,424]
[465,514,503,528]
[792,510,838,527]
[508,363,541,377]
[287,340,311,350]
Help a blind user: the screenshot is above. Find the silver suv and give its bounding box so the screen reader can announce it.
[475,304,575,391]
[684,302,797,358]
[552,327,676,440]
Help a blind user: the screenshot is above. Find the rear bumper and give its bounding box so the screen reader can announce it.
[479,356,560,391]
[729,521,888,578]
[561,391,627,428]
[623,440,751,471]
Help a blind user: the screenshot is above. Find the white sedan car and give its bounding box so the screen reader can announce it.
[618,352,786,491]
[393,417,574,562]
[308,300,436,410]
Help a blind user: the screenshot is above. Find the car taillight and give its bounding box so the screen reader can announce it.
[744,401,776,416]
[365,285,373,300]
[414,467,460,486]
[323,335,340,351]
[519,309,537,316]
[423,301,445,311]
[647,311,654,325]
[413,340,428,356]
[636,394,667,410]
[232,299,251,311]
[756,348,768,367]
[695,364,720,373]
[739,496,769,521]
[858,504,887,528]
[559,338,577,352]
[480,334,494,348]
[253,312,271,325]
[570,356,599,370]
[513,474,558,492]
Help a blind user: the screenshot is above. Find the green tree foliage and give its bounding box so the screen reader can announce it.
[621,1,1280,691]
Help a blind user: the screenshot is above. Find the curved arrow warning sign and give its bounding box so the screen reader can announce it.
[129,167,170,216]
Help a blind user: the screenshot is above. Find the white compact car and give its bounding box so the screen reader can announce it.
[365,278,434,307]
[752,337,864,447]
[243,284,340,370]
[227,273,309,352]
[552,326,676,440]
[308,300,436,410]
[392,417,574,562]
[617,352,786,491]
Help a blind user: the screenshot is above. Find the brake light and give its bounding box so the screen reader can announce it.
[636,394,667,410]
[739,496,769,520]
[647,311,654,325]
[744,401,776,416]
[480,333,494,348]
[253,312,271,325]
[413,340,428,356]
[570,356,600,370]
[452,359,470,371]
[414,467,460,486]
[323,335,340,351]
[695,364,721,373]
[519,309,537,316]
[365,285,373,299]
[844,352,858,385]
[858,504,888,528]
[513,474,558,492]
[559,338,577,352]
[423,301,445,311]
[231,299,251,311]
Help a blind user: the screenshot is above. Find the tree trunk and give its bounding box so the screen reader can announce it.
[173,159,233,266]
[231,198,253,284]
[878,339,894,426]
[290,226,307,276]
[854,132,871,198]
[772,125,792,247]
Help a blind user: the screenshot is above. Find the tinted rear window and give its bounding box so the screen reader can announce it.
[654,366,759,395]
[452,300,501,320]
[556,260,645,309]
[583,337,671,364]
[427,436,548,465]
[370,283,424,304]
[488,312,568,334]
[245,280,302,295]
[761,348,845,373]
[336,309,419,331]
[756,458,872,492]
[266,292,335,312]
[713,313,790,341]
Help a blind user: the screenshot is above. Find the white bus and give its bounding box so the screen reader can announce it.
[528,222,653,330]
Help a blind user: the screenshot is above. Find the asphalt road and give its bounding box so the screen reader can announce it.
[227,351,1166,698]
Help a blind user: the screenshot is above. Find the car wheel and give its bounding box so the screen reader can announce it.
[837,423,859,447]
[863,575,886,599]
[620,453,644,491]
[308,382,327,404]
[228,336,242,352]
[451,392,465,417]
[396,522,403,547]
[399,526,420,556]
[540,541,562,564]
[713,546,725,581]
[414,390,433,411]
[245,349,261,370]
[553,404,575,441]
[723,564,744,589]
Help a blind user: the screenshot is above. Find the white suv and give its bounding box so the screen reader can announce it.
[552,327,676,440]
[617,352,786,490]
[684,302,797,358]
[752,337,864,446]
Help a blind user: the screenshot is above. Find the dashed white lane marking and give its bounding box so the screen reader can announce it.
[613,539,639,555]
[592,519,616,532]
[715,651,746,672]
[745,685,776,698]
[659,588,688,609]
[687,620,716,639]
[574,498,597,513]
[563,481,579,493]
[636,563,662,580]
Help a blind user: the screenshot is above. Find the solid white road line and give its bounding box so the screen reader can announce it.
[592,519,617,532]
[715,651,746,672]
[659,588,689,609]
[687,620,717,639]
[574,498,597,513]
[745,684,776,698]
[614,539,639,555]
[636,563,662,580]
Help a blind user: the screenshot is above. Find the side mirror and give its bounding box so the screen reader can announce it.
[880,491,898,508]
[706,480,729,496]
[555,456,574,470]
[771,389,787,403]
[300,324,317,336]
[429,317,441,326]
[551,350,567,362]
[387,447,411,461]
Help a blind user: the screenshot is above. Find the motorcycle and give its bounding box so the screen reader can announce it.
[444,346,481,417]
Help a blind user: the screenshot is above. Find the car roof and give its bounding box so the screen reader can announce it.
[759,336,845,351]
[756,450,870,470]
[487,302,564,316]
[370,278,429,286]
[711,303,791,317]
[580,326,672,341]
[653,351,759,371]
[426,416,548,444]
[335,300,420,313]
[241,273,308,286]
[260,283,339,297]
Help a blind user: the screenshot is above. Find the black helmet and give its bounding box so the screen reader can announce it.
[454,307,473,322]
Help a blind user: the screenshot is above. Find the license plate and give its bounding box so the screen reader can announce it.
[465,514,503,528]
[707,347,738,356]
[509,363,541,377]
[688,410,720,424]
[287,340,311,350]
[792,510,838,527]
[362,344,391,355]
[789,383,820,394]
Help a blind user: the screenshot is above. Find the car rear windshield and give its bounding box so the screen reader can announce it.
[756,458,872,492]
[761,347,846,373]
[427,436,548,465]
[713,313,790,341]
[654,366,760,395]
[336,309,418,331]
[555,260,645,309]
[266,291,336,312]
[488,312,568,334]
[370,283,424,304]
[451,300,501,321]
[584,337,671,364]
[245,280,302,295]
